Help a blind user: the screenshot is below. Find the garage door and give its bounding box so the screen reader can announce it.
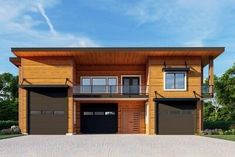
[80,103,118,134]
[156,101,196,135]
[28,88,68,135]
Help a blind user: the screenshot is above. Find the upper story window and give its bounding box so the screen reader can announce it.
[81,76,118,93]
[164,72,187,91]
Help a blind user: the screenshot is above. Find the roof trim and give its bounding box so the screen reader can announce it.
[9,57,21,67]
[11,47,225,51]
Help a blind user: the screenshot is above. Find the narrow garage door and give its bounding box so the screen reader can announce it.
[81,104,118,134]
[156,101,196,135]
[28,88,67,135]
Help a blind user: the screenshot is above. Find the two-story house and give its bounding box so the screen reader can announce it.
[10,47,224,135]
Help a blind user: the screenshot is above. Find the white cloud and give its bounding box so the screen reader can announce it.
[37,3,56,35]
[0,0,99,47]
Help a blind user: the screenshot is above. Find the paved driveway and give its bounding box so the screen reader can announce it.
[0,135,235,157]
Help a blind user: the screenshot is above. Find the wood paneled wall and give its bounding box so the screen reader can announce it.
[18,57,75,134]
[76,65,146,85]
[75,101,146,134]
[147,56,202,134]
[17,55,204,135]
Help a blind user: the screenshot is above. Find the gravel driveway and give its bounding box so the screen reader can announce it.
[0,135,235,157]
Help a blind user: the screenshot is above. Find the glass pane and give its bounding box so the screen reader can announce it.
[92,78,106,93]
[30,111,41,115]
[123,79,129,85]
[132,78,139,85]
[175,73,185,89]
[108,78,117,85]
[123,78,130,94]
[105,111,115,115]
[165,73,175,89]
[82,78,90,85]
[108,78,117,93]
[81,78,91,93]
[84,112,93,116]
[93,78,106,85]
[130,86,139,94]
[54,111,65,115]
[42,111,53,115]
[94,112,104,115]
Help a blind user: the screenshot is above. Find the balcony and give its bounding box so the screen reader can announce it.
[202,84,214,98]
[73,85,148,99]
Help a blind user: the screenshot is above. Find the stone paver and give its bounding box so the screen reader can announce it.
[0,135,235,157]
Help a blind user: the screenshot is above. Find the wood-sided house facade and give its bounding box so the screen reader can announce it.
[10,47,224,135]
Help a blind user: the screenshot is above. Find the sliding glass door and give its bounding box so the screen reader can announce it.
[122,77,140,95]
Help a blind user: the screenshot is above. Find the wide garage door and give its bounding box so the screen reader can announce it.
[156,101,196,135]
[81,103,118,134]
[28,88,67,135]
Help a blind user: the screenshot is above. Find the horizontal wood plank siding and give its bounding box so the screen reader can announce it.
[147,56,202,134]
[19,57,75,134]
[76,65,146,85]
[75,100,146,134]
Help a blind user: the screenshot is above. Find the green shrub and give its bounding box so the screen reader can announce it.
[0,120,18,130]
[204,121,235,130]
[0,126,20,135]
[202,129,235,135]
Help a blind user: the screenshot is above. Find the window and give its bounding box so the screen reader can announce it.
[81,76,117,93]
[81,78,91,93]
[54,111,65,115]
[105,111,115,115]
[164,72,186,90]
[84,112,93,115]
[92,78,106,93]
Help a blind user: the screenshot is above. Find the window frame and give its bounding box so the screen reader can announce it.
[163,71,187,91]
[80,76,118,93]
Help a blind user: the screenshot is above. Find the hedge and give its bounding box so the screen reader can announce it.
[0,120,18,130]
[204,121,235,130]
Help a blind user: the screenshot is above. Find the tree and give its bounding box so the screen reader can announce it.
[0,73,18,121]
[203,101,232,121]
[214,63,235,120]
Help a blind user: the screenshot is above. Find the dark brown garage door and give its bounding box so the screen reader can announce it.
[156,101,196,135]
[28,88,68,135]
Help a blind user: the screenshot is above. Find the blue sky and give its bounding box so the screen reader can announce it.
[0,0,235,75]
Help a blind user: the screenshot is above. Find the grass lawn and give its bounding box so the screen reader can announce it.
[0,134,22,140]
[204,135,235,141]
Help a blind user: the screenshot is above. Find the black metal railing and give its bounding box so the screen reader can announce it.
[73,85,148,96]
[73,84,214,98]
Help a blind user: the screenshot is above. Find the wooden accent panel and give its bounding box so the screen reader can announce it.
[196,101,203,134]
[18,65,28,134]
[118,101,145,134]
[209,57,214,86]
[75,102,81,133]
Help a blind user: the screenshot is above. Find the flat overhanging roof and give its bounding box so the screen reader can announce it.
[11,47,225,67]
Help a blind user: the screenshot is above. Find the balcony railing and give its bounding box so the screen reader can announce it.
[73,85,148,98]
[202,84,214,98]
[73,85,214,98]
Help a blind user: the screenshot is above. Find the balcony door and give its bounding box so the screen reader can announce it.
[122,77,140,95]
